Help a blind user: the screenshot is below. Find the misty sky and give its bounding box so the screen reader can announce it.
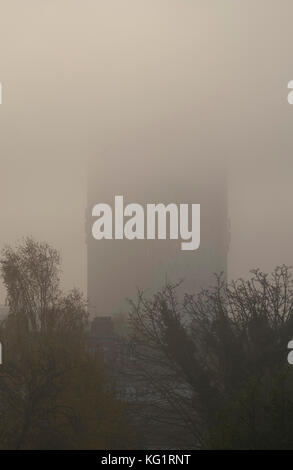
[1,1,293,303]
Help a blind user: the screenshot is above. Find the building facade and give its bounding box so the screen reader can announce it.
[86,131,229,316]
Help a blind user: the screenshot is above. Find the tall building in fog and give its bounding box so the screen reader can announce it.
[86,128,229,316]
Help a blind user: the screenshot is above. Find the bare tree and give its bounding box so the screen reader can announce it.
[0,238,130,450]
[128,266,293,448]
[1,237,61,331]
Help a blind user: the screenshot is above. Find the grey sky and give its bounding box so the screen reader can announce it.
[1,1,293,302]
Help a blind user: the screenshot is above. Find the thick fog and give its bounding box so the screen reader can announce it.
[1,1,293,304]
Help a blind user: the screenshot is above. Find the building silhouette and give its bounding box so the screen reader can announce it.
[86,131,229,316]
